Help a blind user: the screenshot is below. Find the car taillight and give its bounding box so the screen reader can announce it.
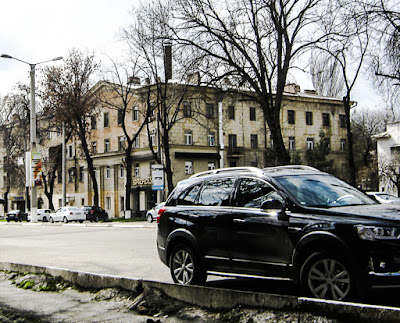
[157,207,166,223]
[91,210,94,214]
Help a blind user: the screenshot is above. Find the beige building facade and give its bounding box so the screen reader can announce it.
[0,82,348,218]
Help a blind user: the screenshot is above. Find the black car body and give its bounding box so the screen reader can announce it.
[82,206,108,222]
[157,166,400,301]
[6,210,28,222]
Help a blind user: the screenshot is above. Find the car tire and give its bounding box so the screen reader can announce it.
[169,244,206,286]
[300,251,354,301]
[49,217,54,223]
[63,216,68,223]
[95,216,99,223]
[147,214,153,223]
[6,219,9,222]
[42,217,47,222]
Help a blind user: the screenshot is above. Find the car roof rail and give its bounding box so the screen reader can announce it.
[263,165,321,173]
[189,166,263,178]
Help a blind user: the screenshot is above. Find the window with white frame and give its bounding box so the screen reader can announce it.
[208,162,216,170]
[150,128,157,145]
[132,106,139,121]
[118,136,125,151]
[340,138,346,151]
[133,136,139,149]
[183,101,192,117]
[106,166,111,179]
[104,112,109,128]
[307,138,314,150]
[68,168,74,183]
[134,163,140,177]
[184,130,193,145]
[104,139,110,153]
[208,132,215,147]
[289,136,296,150]
[185,161,194,175]
[106,196,111,210]
[91,141,97,154]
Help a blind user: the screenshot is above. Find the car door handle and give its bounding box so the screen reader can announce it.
[233,218,245,223]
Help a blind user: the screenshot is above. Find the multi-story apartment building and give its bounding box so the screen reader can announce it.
[0,81,348,218]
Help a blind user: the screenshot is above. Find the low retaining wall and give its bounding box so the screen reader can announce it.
[1,262,399,322]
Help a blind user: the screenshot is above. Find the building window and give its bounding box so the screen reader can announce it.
[339,114,346,128]
[340,138,346,151]
[208,132,215,147]
[133,136,139,149]
[104,112,109,128]
[132,106,139,121]
[91,116,97,130]
[184,130,193,145]
[118,109,124,125]
[150,128,157,145]
[229,161,237,167]
[206,103,214,118]
[288,110,295,124]
[106,197,111,210]
[324,137,331,150]
[67,145,73,158]
[228,105,235,120]
[208,162,216,170]
[185,161,194,175]
[134,163,140,177]
[229,134,237,148]
[120,165,124,178]
[183,101,192,117]
[322,113,330,127]
[104,139,110,153]
[289,136,296,150]
[118,136,125,151]
[91,141,97,154]
[306,111,313,125]
[307,138,314,150]
[79,167,84,182]
[250,107,256,121]
[120,196,125,211]
[68,168,74,183]
[250,134,258,149]
[106,166,111,179]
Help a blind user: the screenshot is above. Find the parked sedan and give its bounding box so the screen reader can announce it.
[366,192,400,205]
[146,202,165,223]
[81,205,109,222]
[48,207,86,223]
[6,210,28,222]
[27,209,53,222]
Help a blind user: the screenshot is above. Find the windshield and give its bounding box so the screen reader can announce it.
[275,174,376,207]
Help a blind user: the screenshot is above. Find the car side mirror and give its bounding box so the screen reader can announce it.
[261,199,289,221]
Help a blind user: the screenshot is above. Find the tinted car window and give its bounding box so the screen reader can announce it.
[197,178,235,206]
[237,178,281,208]
[275,174,375,207]
[177,184,202,205]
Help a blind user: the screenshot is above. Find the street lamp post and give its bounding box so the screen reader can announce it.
[1,54,62,222]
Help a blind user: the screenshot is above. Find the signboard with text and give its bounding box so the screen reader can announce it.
[152,164,164,191]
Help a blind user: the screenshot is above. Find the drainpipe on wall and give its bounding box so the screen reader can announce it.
[218,101,224,169]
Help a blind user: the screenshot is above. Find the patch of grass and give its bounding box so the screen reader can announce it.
[19,280,35,289]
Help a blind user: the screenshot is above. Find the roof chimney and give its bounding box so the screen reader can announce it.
[163,39,172,81]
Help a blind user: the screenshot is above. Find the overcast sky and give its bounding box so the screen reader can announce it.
[0,0,383,110]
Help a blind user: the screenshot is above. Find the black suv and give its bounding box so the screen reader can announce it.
[82,206,109,222]
[157,166,400,301]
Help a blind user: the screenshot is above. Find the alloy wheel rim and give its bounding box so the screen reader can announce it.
[172,249,194,284]
[307,258,350,300]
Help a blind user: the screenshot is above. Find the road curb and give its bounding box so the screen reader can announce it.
[0,262,399,322]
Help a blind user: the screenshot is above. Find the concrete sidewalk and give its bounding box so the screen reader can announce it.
[1,262,400,322]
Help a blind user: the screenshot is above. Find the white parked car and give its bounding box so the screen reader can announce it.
[48,207,86,223]
[366,192,400,205]
[146,202,165,223]
[28,209,53,222]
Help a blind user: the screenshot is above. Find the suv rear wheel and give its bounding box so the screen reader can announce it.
[169,244,206,286]
[300,251,354,301]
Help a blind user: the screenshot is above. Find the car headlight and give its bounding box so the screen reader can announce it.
[356,225,400,241]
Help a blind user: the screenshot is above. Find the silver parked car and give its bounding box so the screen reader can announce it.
[146,202,165,223]
[366,192,400,205]
[48,207,86,223]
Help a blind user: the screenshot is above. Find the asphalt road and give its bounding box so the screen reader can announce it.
[0,221,172,283]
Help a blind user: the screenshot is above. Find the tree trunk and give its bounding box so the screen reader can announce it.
[343,95,356,186]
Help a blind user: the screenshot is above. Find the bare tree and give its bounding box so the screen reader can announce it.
[41,49,101,206]
[100,59,148,213]
[314,0,371,186]
[170,0,330,165]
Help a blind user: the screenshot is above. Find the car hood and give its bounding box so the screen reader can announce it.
[311,204,400,224]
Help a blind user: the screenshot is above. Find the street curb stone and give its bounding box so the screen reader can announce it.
[0,262,399,322]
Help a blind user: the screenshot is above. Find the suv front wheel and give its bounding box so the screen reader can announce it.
[169,244,206,286]
[300,251,354,301]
